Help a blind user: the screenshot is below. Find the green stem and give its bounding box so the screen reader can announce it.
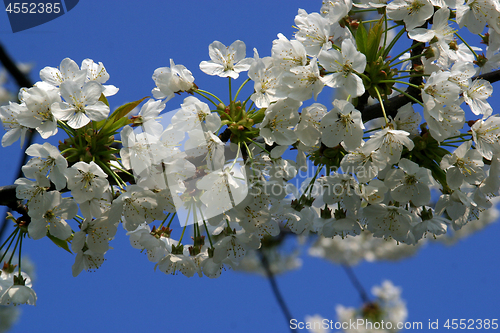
[203,221,214,249]
[383,28,407,58]
[393,74,429,80]
[194,90,218,107]
[360,19,381,23]
[229,142,241,171]
[166,212,177,229]
[383,80,421,90]
[178,205,192,243]
[229,77,233,104]
[373,86,389,125]
[158,213,170,228]
[355,71,371,83]
[389,53,424,66]
[350,8,377,12]
[364,126,384,134]
[7,232,21,265]
[198,208,214,249]
[455,32,479,59]
[382,13,388,55]
[59,147,78,156]
[234,78,251,101]
[17,235,22,275]
[392,87,425,107]
[98,161,125,189]
[443,139,469,144]
[196,89,224,104]
[390,42,423,66]
[445,133,472,140]
[245,138,270,154]
[0,227,18,255]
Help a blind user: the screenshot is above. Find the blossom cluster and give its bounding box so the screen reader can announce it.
[0,0,499,306]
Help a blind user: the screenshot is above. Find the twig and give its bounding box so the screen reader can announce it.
[341,263,371,304]
[259,249,296,333]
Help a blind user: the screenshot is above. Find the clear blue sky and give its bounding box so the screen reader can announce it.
[0,1,499,332]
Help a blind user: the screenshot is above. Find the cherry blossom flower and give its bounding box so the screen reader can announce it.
[16,86,60,139]
[387,0,434,31]
[280,58,324,101]
[39,57,86,88]
[51,80,110,129]
[22,142,67,191]
[294,9,335,56]
[463,78,493,117]
[28,191,78,240]
[384,158,434,206]
[199,40,253,79]
[363,204,419,244]
[456,0,500,34]
[248,51,281,108]
[321,99,364,151]
[0,102,29,147]
[0,284,37,306]
[81,58,119,96]
[72,250,105,277]
[65,161,109,203]
[259,98,300,146]
[471,116,500,160]
[295,103,327,147]
[362,127,415,165]
[318,39,367,97]
[152,59,195,101]
[440,141,485,189]
[271,33,307,70]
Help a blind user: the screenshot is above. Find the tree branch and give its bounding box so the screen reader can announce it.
[361,68,500,123]
[259,249,296,333]
[0,41,34,242]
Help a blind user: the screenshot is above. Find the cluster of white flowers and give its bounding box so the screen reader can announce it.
[0,0,499,306]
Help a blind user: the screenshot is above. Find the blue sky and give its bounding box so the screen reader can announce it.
[0,1,499,332]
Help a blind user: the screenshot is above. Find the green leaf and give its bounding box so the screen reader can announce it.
[101,96,148,134]
[99,93,110,107]
[366,17,384,63]
[356,23,368,56]
[110,96,148,122]
[47,233,73,254]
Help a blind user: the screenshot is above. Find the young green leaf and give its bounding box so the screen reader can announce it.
[356,23,368,56]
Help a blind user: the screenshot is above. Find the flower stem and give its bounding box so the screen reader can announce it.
[382,80,422,90]
[455,32,479,59]
[178,204,192,243]
[17,235,22,275]
[373,86,389,125]
[392,86,425,107]
[390,42,423,66]
[194,90,218,106]
[383,28,407,58]
[166,212,177,229]
[245,138,270,154]
[196,89,224,104]
[389,53,424,66]
[234,78,251,101]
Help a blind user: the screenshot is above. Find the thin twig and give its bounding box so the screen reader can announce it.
[341,264,371,304]
[259,249,296,333]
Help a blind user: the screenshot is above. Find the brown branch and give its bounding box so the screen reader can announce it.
[0,43,32,89]
[361,68,500,123]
